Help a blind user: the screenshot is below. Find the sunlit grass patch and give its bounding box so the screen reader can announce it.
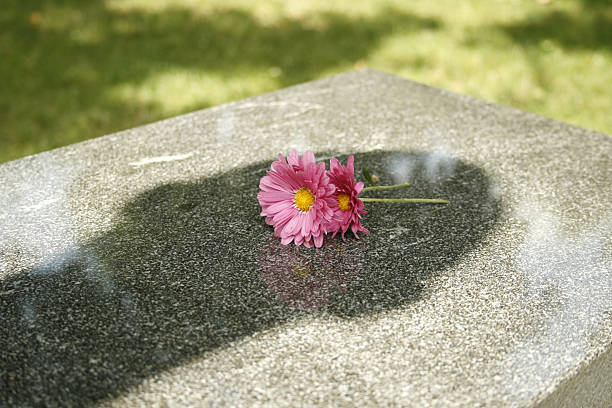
[108,68,280,116]
[1,0,610,163]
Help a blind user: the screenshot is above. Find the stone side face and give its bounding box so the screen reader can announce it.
[0,70,610,407]
[534,347,612,408]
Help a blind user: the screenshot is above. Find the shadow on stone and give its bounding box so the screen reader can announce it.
[1,151,501,406]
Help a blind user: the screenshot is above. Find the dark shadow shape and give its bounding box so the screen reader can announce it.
[0,151,501,406]
[499,6,612,51]
[576,0,612,6]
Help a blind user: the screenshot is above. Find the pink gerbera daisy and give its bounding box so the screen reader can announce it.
[327,155,369,240]
[258,150,336,248]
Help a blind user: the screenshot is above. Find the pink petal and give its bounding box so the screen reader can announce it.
[303,150,315,167]
[281,214,302,237]
[347,155,355,174]
[259,175,285,192]
[301,210,314,237]
[314,233,324,248]
[329,157,340,172]
[258,190,294,203]
[273,206,297,226]
[265,200,293,215]
[288,150,299,168]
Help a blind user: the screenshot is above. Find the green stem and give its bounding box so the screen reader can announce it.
[360,198,449,204]
[361,182,411,192]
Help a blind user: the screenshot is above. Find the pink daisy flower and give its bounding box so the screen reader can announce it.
[258,150,336,248]
[327,155,369,240]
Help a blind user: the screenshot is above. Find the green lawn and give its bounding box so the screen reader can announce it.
[2,0,611,163]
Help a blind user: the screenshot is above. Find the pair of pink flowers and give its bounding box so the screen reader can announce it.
[258,150,369,248]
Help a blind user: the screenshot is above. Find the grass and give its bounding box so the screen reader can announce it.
[1,0,611,163]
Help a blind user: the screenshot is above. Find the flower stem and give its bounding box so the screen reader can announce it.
[360,198,449,204]
[361,183,411,192]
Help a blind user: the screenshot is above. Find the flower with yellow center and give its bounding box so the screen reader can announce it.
[257,150,337,248]
[327,155,370,240]
[294,187,315,212]
[336,193,351,212]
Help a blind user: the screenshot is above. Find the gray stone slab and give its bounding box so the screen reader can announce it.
[0,69,610,407]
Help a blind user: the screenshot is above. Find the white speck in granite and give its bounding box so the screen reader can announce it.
[128,152,195,167]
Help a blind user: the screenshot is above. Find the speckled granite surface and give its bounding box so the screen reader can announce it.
[1,70,610,407]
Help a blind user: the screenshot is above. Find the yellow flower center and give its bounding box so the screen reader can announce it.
[294,187,315,212]
[337,193,351,211]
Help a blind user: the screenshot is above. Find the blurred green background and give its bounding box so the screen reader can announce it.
[1,0,611,163]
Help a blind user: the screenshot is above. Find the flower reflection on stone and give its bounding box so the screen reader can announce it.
[258,237,363,310]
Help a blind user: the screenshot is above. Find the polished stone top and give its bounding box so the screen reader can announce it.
[1,70,610,407]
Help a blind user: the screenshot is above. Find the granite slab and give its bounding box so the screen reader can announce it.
[0,69,610,407]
